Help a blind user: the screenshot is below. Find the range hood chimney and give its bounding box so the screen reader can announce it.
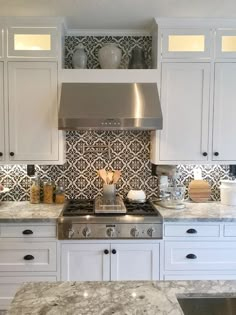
[58,83,162,130]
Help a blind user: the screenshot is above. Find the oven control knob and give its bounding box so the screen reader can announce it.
[130,227,139,238]
[106,227,115,238]
[147,228,155,237]
[68,229,74,239]
[82,227,91,238]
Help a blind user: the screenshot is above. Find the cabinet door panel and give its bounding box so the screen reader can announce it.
[111,243,159,281]
[160,63,210,162]
[61,244,110,281]
[213,63,236,161]
[8,62,58,161]
[0,62,4,161]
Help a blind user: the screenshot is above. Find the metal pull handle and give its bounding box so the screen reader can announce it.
[186,228,197,234]
[23,255,34,261]
[10,152,14,157]
[22,229,33,235]
[186,254,197,259]
[104,249,109,255]
[112,249,116,255]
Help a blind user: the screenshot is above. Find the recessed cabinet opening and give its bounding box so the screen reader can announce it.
[221,36,236,52]
[14,34,51,51]
[168,35,205,52]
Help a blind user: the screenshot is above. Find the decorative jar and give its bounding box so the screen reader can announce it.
[72,44,87,69]
[98,44,122,69]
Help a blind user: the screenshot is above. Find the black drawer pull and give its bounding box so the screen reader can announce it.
[0,152,3,157]
[22,229,33,235]
[104,249,109,255]
[9,152,14,157]
[112,249,116,255]
[23,255,34,261]
[186,254,197,259]
[186,228,197,234]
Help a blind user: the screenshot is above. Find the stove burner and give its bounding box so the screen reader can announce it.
[125,200,158,215]
[62,199,159,217]
[63,199,94,216]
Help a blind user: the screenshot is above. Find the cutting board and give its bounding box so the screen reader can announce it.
[189,180,211,202]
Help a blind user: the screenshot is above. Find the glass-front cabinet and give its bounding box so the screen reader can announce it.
[216,30,236,58]
[7,27,58,58]
[161,28,211,59]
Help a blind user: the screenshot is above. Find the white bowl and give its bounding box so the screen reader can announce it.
[127,190,146,202]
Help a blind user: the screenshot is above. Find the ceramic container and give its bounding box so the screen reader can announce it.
[98,43,122,69]
[128,47,147,69]
[127,190,146,202]
[103,184,116,202]
[72,44,87,69]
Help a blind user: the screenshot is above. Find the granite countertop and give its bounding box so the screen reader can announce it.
[0,202,63,222]
[154,201,236,222]
[7,280,236,315]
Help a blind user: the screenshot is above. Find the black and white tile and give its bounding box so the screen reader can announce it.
[65,35,152,69]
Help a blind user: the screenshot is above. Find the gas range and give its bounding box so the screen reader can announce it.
[58,197,163,240]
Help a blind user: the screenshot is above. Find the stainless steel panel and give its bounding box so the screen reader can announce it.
[58,83,162,130]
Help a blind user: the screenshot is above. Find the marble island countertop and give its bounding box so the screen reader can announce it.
[155,201,236,222]
[7,280,236,315]
[0,202,63,222]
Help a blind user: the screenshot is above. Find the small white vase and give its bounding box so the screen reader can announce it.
[98,43,122,69]
[72,44,87,69]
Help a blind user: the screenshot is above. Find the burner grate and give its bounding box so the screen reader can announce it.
[124,200,158,215]
[63,199,94,216]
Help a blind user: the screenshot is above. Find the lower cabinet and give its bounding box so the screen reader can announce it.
[163,222,236,280]
[0,223,58,309]
[61,242,160,281]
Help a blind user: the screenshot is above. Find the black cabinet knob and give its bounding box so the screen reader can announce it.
[23,255,34,261]
[186,228,197,234]
[112,249,116,255]
[22,229,33,235]
[104,249,109,255]
[186,253,197,259]
[10,152,14,157]
[0,152,3,157]
[214,152,219,157]
[202,152,208,157]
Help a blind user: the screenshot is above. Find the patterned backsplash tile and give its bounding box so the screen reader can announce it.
[65,35,152,69]
[0,130,231,202]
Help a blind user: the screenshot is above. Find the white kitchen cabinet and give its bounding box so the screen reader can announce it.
[8,61,60,162]
[0,62,4,162]
[110,243,159,281]
[212,63,236,161]
[152,62,210,163]
[61,242,160,281]
[61,243,110,281]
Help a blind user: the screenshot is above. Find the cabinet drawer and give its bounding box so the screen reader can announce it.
[165,241,236,271]
[0,242,56,272]
[164,224,220,237]
[0,276,57,308]
[224,225,236,237]
[0,224,56,238]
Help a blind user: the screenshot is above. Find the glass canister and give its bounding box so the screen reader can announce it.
[43,180,54,204]
[30,177,40,204]
[55,184,66,204]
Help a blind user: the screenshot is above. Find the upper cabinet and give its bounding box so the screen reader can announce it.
[7,27,58,58]
[8,62,59,162]
[151,19,236,165]
[158,62,210,162]
[0,17,64,165]
[161,28,211,59]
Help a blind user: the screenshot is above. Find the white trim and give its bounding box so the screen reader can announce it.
[66,28,151,37]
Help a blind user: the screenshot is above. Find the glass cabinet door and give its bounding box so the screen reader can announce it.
[161,29,211,59]
[216,30,236,58]
[7,27,58,57]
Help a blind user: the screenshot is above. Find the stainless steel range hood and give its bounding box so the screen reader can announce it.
[58,83,162,130]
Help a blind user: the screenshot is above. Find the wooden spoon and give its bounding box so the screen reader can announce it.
[98,169,107,183]
[106,171,113,184]
[113,170,121,184]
